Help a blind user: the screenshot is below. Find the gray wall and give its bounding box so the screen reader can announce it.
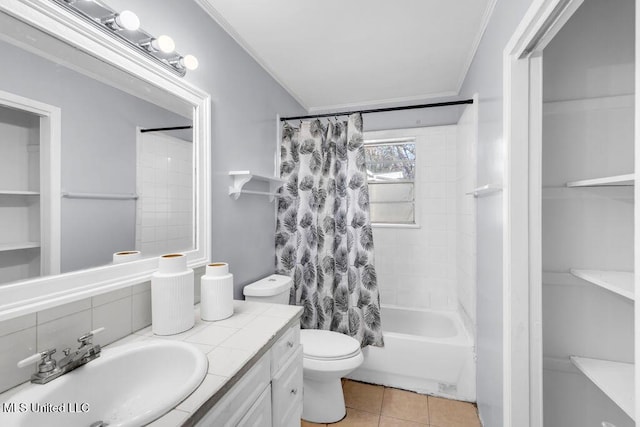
[107,0,306,297]
[0,39,190,274]
[457,1,534,426]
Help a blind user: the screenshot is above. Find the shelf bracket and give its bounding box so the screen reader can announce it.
[228,171,285,202]
[465,183,503,197]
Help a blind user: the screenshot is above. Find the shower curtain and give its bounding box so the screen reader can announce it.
[275,113,383,347]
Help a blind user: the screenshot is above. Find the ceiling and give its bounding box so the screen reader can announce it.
[196,0,495,112]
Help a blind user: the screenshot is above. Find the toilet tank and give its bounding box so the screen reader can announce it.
[243,274,292,304]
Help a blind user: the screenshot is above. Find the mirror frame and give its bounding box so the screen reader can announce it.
[0,0,211,321]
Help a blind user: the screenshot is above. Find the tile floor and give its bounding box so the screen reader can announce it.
[301,380,482,427]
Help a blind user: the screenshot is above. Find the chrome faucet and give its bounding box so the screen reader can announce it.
[17,327,105,384]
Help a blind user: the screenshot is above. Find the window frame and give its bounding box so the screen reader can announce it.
[363,136,419,228]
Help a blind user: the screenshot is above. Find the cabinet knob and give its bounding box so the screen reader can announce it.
[290,388,298,395]
[287,341,294,348]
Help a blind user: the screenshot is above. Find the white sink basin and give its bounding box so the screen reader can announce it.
[0,339,208,427]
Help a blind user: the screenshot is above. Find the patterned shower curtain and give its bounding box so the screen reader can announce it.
[275,113,383,347]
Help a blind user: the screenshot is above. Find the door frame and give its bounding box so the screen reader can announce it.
[502,0,584,426]
[0,89,61,276]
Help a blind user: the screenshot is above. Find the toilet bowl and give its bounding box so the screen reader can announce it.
[300,329,364,423]
[242,275,364,424]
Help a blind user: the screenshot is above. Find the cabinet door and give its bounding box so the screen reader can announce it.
[272,346,303,427]
[195,353,270,427]
[237,387,272,427]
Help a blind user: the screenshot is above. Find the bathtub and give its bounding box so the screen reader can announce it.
[347,305,476,401]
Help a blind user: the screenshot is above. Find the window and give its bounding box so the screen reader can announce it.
[364,137,416,225]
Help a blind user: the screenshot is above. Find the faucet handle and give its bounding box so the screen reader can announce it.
[17,349,56,369]
[78,327,105,346]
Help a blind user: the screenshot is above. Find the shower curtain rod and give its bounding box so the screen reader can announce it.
[140,125,192,133]
[279,99,473,122]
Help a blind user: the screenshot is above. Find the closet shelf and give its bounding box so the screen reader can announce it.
[0,242,40,252]
[570,269,634,300]
[465,184,502,197]
[0,190,40,196]
[566,174,634,187]
[228,170,285,201]
[570,356,635,420]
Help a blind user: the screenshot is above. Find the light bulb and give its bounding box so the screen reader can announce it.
[181,55,199,71]
[115,10,140,31]
[151,35,175,53]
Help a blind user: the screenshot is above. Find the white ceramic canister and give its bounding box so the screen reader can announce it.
[151,253,195,335]
[112,250,141,264]
[200,262,234,321]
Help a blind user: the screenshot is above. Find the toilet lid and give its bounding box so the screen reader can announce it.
[300,329,361,360]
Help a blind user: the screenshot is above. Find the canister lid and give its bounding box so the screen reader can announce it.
[242,274,292,297]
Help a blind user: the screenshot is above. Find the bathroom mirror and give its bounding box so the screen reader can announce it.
[0,0,211,320]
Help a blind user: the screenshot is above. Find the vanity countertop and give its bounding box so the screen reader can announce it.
[0,300,302,427]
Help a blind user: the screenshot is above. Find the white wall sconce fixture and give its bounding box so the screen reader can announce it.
[140,35,176,54]
[101,10,140,32]
[170,54,199,71]
[54,0,198,77]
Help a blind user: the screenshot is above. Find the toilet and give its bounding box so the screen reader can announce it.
[243,274,364,423]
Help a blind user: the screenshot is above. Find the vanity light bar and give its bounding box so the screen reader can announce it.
[52,0,198,76]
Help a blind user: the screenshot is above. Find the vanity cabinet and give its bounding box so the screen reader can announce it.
[196,323,303,427]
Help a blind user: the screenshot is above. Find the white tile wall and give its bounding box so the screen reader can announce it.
[0,324,36,394]
[366,126,459,311]
[136,132,193,257]
[93,297,133,346]
[456,104,477,335]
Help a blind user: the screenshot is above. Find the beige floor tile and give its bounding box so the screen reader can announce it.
[343,380,385,414]
[333,408,380,426]
[428,396,481,427]
[379,415,427,426]
[381,388,429,424]
[301,420,326,427]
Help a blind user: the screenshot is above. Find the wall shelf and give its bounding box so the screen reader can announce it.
[465,184,502,197]
[228,170,285,201]
[566,174,634,187]
[0,242,40,252]
[570,269,634,300]
[570,356,635,420]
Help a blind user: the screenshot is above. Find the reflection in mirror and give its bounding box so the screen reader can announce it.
[0,10,195,286]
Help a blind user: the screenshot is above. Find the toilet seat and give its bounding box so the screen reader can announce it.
[300,329,361,361]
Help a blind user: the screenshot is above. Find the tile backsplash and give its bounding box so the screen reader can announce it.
[0,265,204,394]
